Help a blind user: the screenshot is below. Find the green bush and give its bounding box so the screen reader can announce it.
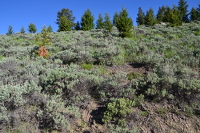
[102,98,135,126]
[194,30,200,35]
[127,72,143,80]
[81,63,94,70]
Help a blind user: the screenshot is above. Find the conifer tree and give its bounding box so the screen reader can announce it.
[96,14,104,29]
[41,25,47,33]
[35,25,52,58]
[190,7,199,21]
[163,6,182,27]
[178,0,189,22]
[47,25,53,32]
[113,12,119,26]
[168,6,182,27]
[28,23,37,33]
[56,8,75,29]
[75,21,81,30]
[115,7,133,38]
[58,16,72,32]
[136,7,145,25]
[103,13,113,32]
[20,26,25,33]
[144,8,156,26]
[81,9,94,31]
[197,4,200,20]
[163,6,172,22]
[6,25,14,35]
[156,6,166,23]
[36,26,51,47]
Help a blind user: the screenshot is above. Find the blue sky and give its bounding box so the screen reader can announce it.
[0,0,199,34]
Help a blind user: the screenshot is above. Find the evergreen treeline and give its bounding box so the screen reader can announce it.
[5,0,200,37]
[137,0,200,26]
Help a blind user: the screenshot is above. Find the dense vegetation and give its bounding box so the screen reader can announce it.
[0,19,200,132]
[1,0,200,132]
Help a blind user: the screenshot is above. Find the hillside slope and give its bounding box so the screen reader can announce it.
[0,21,200,133]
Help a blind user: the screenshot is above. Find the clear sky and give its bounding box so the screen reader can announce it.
[0,0,199,34]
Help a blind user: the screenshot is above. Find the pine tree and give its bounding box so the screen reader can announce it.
[58,16,72,32]
[56,8,75,29]
[35,26,52,58]
[28,23,37,33]
[156,6,166,23]
[6,25,14,35]
[136,7,145,25]
[115,7,133,38]
[20,26,25,33]
[36,26,51,47]
[190,7,199,21]
[163,6,172,22]
[81,9,94,31]
[163,6,182,26]
[41,25,47,33]
[178,0,189,22]
[113,12,119,26]
[197,4,200,20]
[47,25,53,32]
[103,13,113,32]
[75,21,81,30]
[144,8,156,26]
[168,6,182,27]
[96,14,104,29]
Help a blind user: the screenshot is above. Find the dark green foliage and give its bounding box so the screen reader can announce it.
[81,9,94,31]
[197,4,200,20]
[75,21,81,30]
[57,15,72,32]
[96,14,104,29]
[163,6,182,27]
[163,6,172,22]
[28,23,37,33]
[127,72,142,80]
[20,26,25,33]
[145,8,156,26]
[113,12,119,26]
[136,7,145,25]
[102,98,135,126]
[178,0,189,22]
[104,13,113,32]
[47,25,53,32]
[190,7,199,21]
[169,6,183,27]
[194,30,200,35]
[6,25,14,35]
[56,8,75,29]
[115,7,133,38]
[156,6,166,23]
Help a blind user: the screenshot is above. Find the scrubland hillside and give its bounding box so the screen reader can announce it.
[0,21,200,133]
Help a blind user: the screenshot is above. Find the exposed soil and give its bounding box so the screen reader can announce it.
[71,100,200,133]
[105,62,148,75]
[69,63,200,133]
